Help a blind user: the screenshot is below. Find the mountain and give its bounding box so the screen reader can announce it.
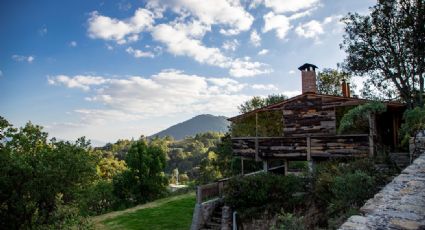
[150,114,230,140]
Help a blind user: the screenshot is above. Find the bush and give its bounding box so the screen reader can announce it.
[224,173,306,218]
[338,102,386,134]
[272,211,305,230]
[330,171,374,213]
[79,180,117,216]
[400,107,425,146]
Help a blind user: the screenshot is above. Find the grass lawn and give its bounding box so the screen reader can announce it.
[92,193,195,230]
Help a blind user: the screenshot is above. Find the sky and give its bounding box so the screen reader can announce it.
[0,0,376,145]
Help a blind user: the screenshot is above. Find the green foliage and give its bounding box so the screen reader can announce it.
[197,151,222,184]
[311,159,391,228]
[238,94,287,114]
[79,180,117,216]
[178,173,189,184]
[151,114,229,140]
[272,212,305,230]
[233,94,287,137]
[166,131,223,181]
[317,68,353,96]
[113,138,168,205]
[330,171,374,213]
[341,0,425,107]
[0,118,97,229]
[96,153,127,180]
[338,102,386,134]
[224,173,306,218]
[231,110,284,137]
[400,107,425,145]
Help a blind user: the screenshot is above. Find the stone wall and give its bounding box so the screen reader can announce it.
[410,136,425,161]
[339,153,425,230]
[190,198,222,230]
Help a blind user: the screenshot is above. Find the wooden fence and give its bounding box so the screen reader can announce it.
[196,170,264,204]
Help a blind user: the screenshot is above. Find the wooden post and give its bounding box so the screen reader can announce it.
[196,186,202,204]
[241,157,244,175]
[255,112,259,161]
[306,136,311,161]
[368,113,375,157]
[263,160,268,172]
[284,159,288,175]
[307,136,313,173]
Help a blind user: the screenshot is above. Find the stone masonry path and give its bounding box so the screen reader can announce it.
[339,153,425,230]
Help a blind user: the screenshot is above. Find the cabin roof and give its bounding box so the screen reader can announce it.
[228,93,406,121]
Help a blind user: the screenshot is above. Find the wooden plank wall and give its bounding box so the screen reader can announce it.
[282,94,338,136]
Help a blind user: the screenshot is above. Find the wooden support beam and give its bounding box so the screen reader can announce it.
[368,113,375,157]
[255,112,260,161]
[307,136,311,161]
[263,160,268,172]
[196,186,202,204]
[241,157,244,175]
[284,159,288,175]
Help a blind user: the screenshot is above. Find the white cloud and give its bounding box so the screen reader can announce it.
[222,39,239,51]
[49,70,250,118]
[295,16,342,40]
[283,90,301,97]
[69,41,78,47]
[263,12,292,39]
[12,55,35,63]
[264,0,320,13]
[87,8,154,44]
[288,70,296,74]
[48,75,108,91]
[295,20,324,39]
[126,47,155,58]
[250,30,261,47]
[148,0,254,35]
[152,23,271,77]
[258,49,269,55]
[251,84,277,91]
[229,58,272,77]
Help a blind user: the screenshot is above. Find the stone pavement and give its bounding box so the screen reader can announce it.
[339,154,425,230]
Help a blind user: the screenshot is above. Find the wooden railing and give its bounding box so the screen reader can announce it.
[196,170,264,204]
[232,134,371,160]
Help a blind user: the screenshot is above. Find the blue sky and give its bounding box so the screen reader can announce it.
[0,0,375,145]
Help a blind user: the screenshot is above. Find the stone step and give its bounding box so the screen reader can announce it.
[206,221,221,227]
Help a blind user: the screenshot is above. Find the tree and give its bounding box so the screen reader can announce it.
[113,138,168,204]
[341,0,425,108]
[0,117,96,228]
[238,94,287,114]
[317,68,354,96]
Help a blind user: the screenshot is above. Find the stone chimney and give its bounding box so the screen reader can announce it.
[298,63,318,94]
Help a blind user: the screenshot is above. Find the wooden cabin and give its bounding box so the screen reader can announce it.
[228,64,406,173]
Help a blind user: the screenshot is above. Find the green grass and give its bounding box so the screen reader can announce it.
[97,193,195,230]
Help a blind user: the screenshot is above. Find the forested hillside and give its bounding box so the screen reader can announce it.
[150,114,229,140]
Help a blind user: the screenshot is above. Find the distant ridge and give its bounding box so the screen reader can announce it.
[150,114,229,140]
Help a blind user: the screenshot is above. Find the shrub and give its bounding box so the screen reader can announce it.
[79,180,117,216]
[330,171,374,213]
[400,107,425,146]
[272,211,305,230]
[338,102,386,134]
[224,173,306,218]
